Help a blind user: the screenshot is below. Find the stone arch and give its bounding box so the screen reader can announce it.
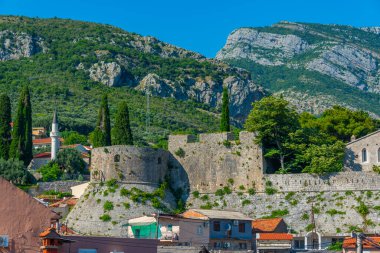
[305,231,321,250]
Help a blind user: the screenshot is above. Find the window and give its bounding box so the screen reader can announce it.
[214,242,222,249]
[378,148,380,163]
[78,250,97,253]
[114,154,120,162]
[239,222,245,233]
[135,229,140,238]
[168,224,173,231]
[197,225,203,235]
[362,148,367,162]
[239,243,247,249]
[294,240,305,249]
[213,221,220,231]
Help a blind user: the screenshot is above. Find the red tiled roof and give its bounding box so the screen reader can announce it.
[33,152,51,159]
[257,233,293,241]
[252,218,283,232]
[49,198,78,207]
[343,237,380,249]
[33,137,64,145]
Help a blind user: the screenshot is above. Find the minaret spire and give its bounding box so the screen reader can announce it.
[50,109,60,160]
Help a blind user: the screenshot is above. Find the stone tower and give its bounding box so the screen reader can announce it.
[50,110,60,160]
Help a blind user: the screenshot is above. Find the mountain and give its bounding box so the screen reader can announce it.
[216,21,380,117]
[0,16,265,145]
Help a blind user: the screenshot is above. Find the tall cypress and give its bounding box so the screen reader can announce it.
[0,94,12,159]
[113,101,133,145]
[9,86,33,165]
[220,86,230,132]
[92,94,111,148]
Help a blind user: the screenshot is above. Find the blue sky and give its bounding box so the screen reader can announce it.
[1,0,380,57]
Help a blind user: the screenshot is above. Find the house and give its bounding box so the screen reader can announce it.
[343,236,380,253]
[49,198,78,218]
[181,209,253,250]
[252,218,293,253]
[126,214,209,246]
[0,177,60,253]
[32,127,47,139]
[28,152,52,170]
[33,137,64,149]
[256,233,293,253]
[39,227,158,253]
[345,130,380,171]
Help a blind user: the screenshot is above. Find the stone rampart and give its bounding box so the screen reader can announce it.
[168,131,267,192]
[265,171,380,192]
[91,145,170,185]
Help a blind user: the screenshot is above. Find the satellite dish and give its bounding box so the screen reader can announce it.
[225,224,232,230]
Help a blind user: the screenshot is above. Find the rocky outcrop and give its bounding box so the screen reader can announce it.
[216,28,309,65]
[89,61,123,87]
[217,22,380,117]
[0,30,45,61]
[136,73,265,122]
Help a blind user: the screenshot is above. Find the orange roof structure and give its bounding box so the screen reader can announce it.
[49,198,78,208]
[343,237,380,249]
[257,233,293,241]
[33,152,51,159]
[252,218,284,232]
[33,137,64,145]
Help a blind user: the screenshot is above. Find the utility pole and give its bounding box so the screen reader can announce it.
[353,233,363,253]
[156,213,160,240]
[310,203,317,249]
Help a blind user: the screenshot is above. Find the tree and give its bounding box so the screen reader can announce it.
[56,148,86,175]
[38,162,62,182]
[113,101,133,145]
[220,87,230,132]
[0,94,11,159]
[61,131,88,145]
[245,96,299,171]
[91,94,111,147]
[0,158,33,184]
[9,86,33,166]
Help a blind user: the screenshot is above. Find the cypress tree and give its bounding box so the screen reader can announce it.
[91,94,111,148]
[0,94,12,159]
[9,85,33,165]
[113,101,133,145]
[220,86,230,132]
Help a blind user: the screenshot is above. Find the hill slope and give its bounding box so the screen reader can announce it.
[0,16,265,145]
[217,21,380,117]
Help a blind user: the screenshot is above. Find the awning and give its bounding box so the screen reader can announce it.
[128,216,156,226]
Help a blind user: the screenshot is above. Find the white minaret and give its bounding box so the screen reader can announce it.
[50,110,60,160]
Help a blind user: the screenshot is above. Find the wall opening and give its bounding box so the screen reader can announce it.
[362,148,367,163]
[114,154,120,163]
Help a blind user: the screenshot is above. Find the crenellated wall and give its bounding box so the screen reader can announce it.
[168,131,267,192]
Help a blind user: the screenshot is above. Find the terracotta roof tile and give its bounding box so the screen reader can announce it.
[343,237,380,249]
[257,233,293,240]
[49,198,78,207]
[33,137,64,145]
[33,152,51,159]
[252,218,283,232]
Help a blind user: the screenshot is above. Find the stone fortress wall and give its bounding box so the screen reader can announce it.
[90,145,170,185]
[168,131,267,192]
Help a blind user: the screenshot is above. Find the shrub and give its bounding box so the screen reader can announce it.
[366,191,373,198]
[242,199,251,206]
[215,189,225,197]
[227,178,234,185]
[200,195,209,201]
[263,209,289,218]
[265,187,277,195]
[289,199,298,206]
[356,202,369,217]
[239,185,245,190]
[223,140,231,148]
[328,242,343,251]
[103,201,114,212]
[175,148,185,158]
[285,192,295,201]
[326,209,346,216]
[248,188,256,195]
[306,224,315,232]
[301,213,309,220]
[123,202,131,209]
[99,214,111,222]
[192,191,200,198]
[106,179,118,188]
[120,188,131,197]
[96,199,101,204]
[345,190,353,196]
[223,186,232,195]
[200,202,213,210]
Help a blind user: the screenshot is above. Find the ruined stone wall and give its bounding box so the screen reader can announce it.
[91,145,170,185]
[265,172,380,192]
[168,131,267,192]
[344,130,380,172]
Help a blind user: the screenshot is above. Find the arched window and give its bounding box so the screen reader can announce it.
[362,148,367,163]
[114,154,120,163]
